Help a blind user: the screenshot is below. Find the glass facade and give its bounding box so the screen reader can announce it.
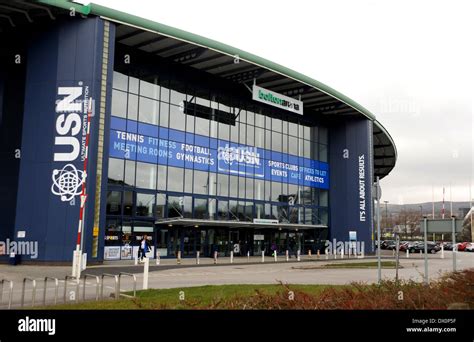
[105,71,329,259]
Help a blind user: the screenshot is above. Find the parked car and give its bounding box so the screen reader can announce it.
[457,242,470,251]
[381,240,395,249]
[408,242,441,254]
[465,243,474,252]
[442,242,454,250]
[399,242,416,251]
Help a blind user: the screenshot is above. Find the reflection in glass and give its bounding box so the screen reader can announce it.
[123,191,133,216]
[136,193,155,217]
[106,191,121,215]
[135,162,157,190]
[108,158,124,184]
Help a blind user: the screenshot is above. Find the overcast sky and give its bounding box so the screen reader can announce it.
[90,0,473,204]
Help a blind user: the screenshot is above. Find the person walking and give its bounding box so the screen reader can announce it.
[139,235,150,262]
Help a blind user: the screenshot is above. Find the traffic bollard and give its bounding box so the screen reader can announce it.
[274,251,277,262]
[214,251,218,264]
[230,251,234,264]
[156,251,160,265]
[247,251,250,261]
[406,249,409,258]
[261,251,265,263]
[317,250,320,259]
[177,250,181,264]
[340,248,344,259]
[196,251,200,265]
[297,249,301,262]
[143,257,149,290]
[441,245,444,259]
[286,250,289,262]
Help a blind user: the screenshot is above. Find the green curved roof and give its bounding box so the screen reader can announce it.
[38,0,397,175]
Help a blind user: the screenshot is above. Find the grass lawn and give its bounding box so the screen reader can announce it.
[36,269,473,310]
[40,284,344,310]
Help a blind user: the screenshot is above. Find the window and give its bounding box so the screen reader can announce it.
[128,77,139,94]
[229,175,238,198]
[184,169,193,193]
[255,179,264,201]
[135,162,157,190]
[168,196,183,218]
[157,165,167,191]
[123,191,133,216]
[319,189,328,207]
[183,196,193,218]
[319,144,328,162]
[255,113,264,127]
[170,89,186,106]
[239,123,246,144]
[159,102,169,127]
[208,173,217,196]
[319,126,328,144]
[229,200,238,220]
[169,104,186,131]
[272,132,282,152]
[139,79,159,99]
[216,200,228,220]
[217,174,229,197]
[246,124,254,146]
[155,194,166,219]
[136,193,155,217]
[124,160,135,187]
[245,177,254,199]
[195,116,209,136]
[112,72,128,91]
[108,158,124,184]
[139,97,159,125]
[111,90,127,118]
[167,166,184,192]
[230,123,239,143]
[194,198,208,219]
[238,177,245,198]
[127,94,138,121]
[255,127,264,148]
[304,140,311,158]
[106,191,121,215]
[193,170,208,195]
[218,122,229,140]
[289,136,298,155]
[272,118,282,132]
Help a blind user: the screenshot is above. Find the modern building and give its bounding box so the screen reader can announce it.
[0,1,396,262]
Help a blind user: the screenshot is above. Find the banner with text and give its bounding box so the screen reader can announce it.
[109,116,329,189]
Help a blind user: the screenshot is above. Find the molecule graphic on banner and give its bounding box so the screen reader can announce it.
[51,164,85,202]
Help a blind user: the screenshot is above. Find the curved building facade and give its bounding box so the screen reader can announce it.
[0,1,396,262]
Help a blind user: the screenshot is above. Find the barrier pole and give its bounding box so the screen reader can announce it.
[143,257,149,290]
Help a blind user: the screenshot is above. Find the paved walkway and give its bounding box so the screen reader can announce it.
[0,251,472,308]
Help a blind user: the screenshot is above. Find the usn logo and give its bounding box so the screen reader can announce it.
[51,163,85,202]
[217,144,261,166]
[51,86,88,202]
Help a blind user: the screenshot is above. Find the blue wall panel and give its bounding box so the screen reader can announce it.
[329,118,374,253]
[14,17,108,262]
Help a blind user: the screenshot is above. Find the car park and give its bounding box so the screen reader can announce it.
[408,241,441,254]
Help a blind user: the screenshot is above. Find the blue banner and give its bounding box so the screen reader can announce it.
[109,116,329,189]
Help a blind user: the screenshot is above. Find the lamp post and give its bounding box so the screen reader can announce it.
[384,201,389,236]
